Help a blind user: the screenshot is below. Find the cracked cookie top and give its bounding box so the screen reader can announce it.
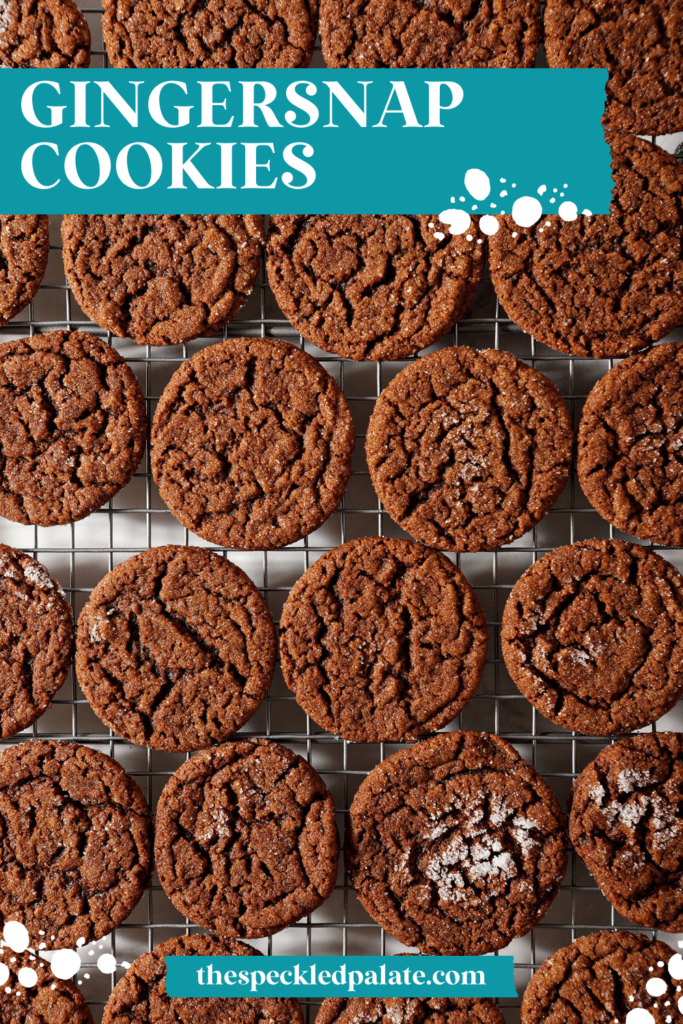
[315,999,505,1024]
[62,215,264,347]
[0,739,152,949]
[0,946,93,1024]
[0,216,49,326]
[488,131,683,358]
[502,539,683,735]
[75,545,276,752]
[0,331,147,527]
[346,731,567,955]
[367,347,573,552]
[266,215,485,361]
[279,536,488,743]
[154,739,339,937]
[0,0,90,66]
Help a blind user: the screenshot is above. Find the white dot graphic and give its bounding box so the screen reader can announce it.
[647,978,668,998]
[479,215,500,236]
[3,923,30,954]
[0,965,9,987]
[678,999,683,1014]
[438,209,471,235]
[511,196,542,228]
[50,950,81,980]
[464,168,491,201]
[17,968,38,989]
[537,185,547,196]
[559,201,578,222]
[96,954,117,975]
[625,1010,655,1024]
[669,954,683,980]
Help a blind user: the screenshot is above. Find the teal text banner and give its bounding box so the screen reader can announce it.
[164,955,517,998]
[0,69,611,215]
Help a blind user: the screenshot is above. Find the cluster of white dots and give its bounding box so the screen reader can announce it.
[622,948,683,1024]
[0,921,122,995]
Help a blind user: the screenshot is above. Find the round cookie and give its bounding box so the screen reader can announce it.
[366,346,573,551]
[151,337,355,549]
[320,0,540,67]
[75,545,276,752]
[316,999,505,1024]
[0,739,152,949]
[0,215,49,326]
[545,1,683,136]
[501,539,683,735]
[103,0,317,68]
[578,342,683,547]
[62,215,264,347]
[0,946,93,1024]
[0,0,90,67]
[569,733,683,930]
[488,131,683,359]
[154,739,339,937]
[0,544,72,739]
[266,215,485,361]
[279,537,488,743]
[521,931,683,1024]
[0,331,147,527]
[103,934,304,1024]
[346,731,567,956]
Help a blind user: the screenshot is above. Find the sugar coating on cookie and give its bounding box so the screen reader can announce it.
[0,946,93,1024]
[0,0,90,67]
[316,999,506,1024]
[0,215,49,326]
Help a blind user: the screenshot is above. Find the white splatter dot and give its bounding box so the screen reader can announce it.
[434,231,445,241]
[582,209,592,216]
[0,966,9,986]
[76,939,85,948]
[500,190,508,197]
[4,987,10,994]
[466,234,473,241]
[679,999,683,1014]
[479,216,500,236]
[50,950,81,980]
[438,209,471,235]
[450,197,455,203]
[121,962,131,969]
[647,978,668,997]
[511,197,542,228]
[464,169,491,201]
[97,954,117,975]
[537,185,547,195]
[459,196,465,202]
[559,201,578,222]
[669,955,683,980]
[3,923,29,953]
[17,968,38,988]
[626,1010,655,1024]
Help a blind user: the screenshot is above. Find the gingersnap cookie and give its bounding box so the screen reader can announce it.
[521,931,683,1024]
[578,342,683,547]
[346,730,567,955]
[155,739,339,937]
[367,346,573,552]
[0,331,147,527]
[103,0,317,68]
[0,739,152,949]
[62,215,264,347]
[103,935,304,1024]
[0,0,90,67]
[502,539,683,735]
[489,131,683,359]
[0,946,93,1024]
[151,337,355,549]
[0,215,49,325]
[279,537,488,743]
[320,0,540,67]
[545,1,683,136]
[266,215,484,361]
[0,544,72,739]
[316,999,505,1024]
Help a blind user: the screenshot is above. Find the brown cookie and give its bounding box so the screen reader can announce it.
[346,731,567,955]
[0,331,147,527]
[0,544,72,739]
[75,545,276,752]
[103,0,317,68]
[545,1,683,136]
[61,215,264,347]
[366,346,573,552]
[0,946,93,1024]
[0,215,49,325]
[501,539,683,735]
[0,0,90,67]
[316,999,505,1024]
[279,536,488,743]
[569,733,683,931]
[155,739,339,937]
[103,934,304,1024]
[151,337,355,549]
[266,215,485,361]
[0,739,152,949]
[578,342,683,547]
[488,131,683,358]
[521,931,683,1024]
[320,0,540,67]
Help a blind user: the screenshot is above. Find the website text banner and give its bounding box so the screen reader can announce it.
[164,955,517,998]
[1,69,611,215]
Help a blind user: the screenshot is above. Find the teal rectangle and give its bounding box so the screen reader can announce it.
[164,955,517,998]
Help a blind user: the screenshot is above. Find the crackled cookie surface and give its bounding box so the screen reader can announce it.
[0,0,90,66]
[316,999,505,1024]
[0,946,93,1024]
[0,215,49,325]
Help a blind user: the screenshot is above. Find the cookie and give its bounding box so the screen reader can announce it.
[0,215,49,326]
[0,739,152,949]
[346,731,567,955]
[366,346,573,552]
[545,1,683,136]
[316,999,505,1024]
[279,536,488,743]
[320,0,540,67]
[0,331,147,526]
[62,215,264,347]
[75,545,276,752]
[0,544,72,739]
[488,131,683,359]
[103,0,317,68]
[521,931,683,1024]
[0,946,93,1024]
[578,342,683,547]
[501,539,683,735]
[0,0,90,67]
[155,739,339,937]
[103,934,304,1024]
[266,215,485,361]
[151,337,355,549]
[569,733,683,930]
